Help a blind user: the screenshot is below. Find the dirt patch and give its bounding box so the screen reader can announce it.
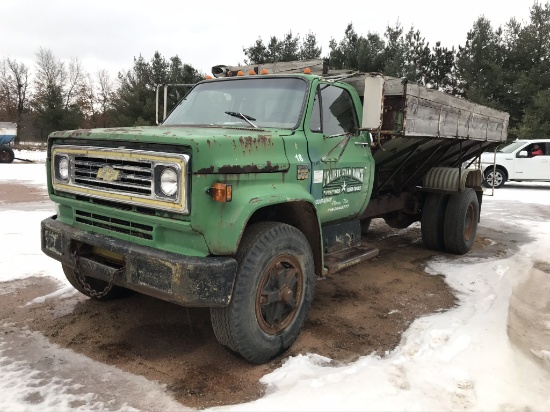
[0,182,48,203]
[0,218,516,409]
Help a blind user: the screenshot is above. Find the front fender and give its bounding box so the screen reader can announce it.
[191,177,318,256]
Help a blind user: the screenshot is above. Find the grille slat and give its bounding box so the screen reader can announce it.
[73,176,152,191]
[76,210,153,240]
[74,160,152,174]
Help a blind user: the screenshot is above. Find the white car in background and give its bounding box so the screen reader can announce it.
[480,139,550,188]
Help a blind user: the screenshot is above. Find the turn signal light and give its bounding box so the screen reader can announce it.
[210,183,232,203]
[304,68,311,74]
[205,75,213,79]
[237,70,244,76]
[249,70,256,75]
[261,69,269,75]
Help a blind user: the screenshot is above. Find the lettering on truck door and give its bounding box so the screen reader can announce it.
[304,82,372,223]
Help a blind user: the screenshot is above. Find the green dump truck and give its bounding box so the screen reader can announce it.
[41,59,508,363]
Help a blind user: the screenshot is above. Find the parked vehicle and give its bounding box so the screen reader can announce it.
[0,122,16,163]
[40,59,509,363]
[480,139,550,188]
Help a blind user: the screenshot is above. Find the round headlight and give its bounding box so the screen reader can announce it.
[59,157,69,180]
[160,168,178,196]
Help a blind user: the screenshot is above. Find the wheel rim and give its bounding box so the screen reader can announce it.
[0,150,8,161]
[464,203,476,241]
[255,255,304,335]
[487,171,503,187]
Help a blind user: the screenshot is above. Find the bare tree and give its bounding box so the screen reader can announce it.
[0,58,30,143]
[34,47,66,96]
[65,57,85,110]
[96,69,114,127]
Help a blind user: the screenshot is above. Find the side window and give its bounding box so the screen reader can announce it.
[309,89,321,133]
[320,85,357,136]
[526,143,546,157]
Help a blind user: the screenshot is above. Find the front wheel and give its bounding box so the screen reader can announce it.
[483,167,506,188]
[210,222,315,364]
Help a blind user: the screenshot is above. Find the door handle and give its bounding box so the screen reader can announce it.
[354,142,370,147]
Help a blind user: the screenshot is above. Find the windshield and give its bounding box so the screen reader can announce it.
[497,141,526,153]
[163,77,308,129]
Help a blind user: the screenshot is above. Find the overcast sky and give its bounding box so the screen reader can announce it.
[0,0,537,81]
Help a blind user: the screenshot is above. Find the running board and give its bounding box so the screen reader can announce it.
[324,244,379,276]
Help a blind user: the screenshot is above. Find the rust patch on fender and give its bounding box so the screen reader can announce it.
[217,163,280,174]
[196,166,215,174]
[218,164,260,174]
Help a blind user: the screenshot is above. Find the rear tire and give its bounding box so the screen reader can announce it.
[0,147,14,163]
[421,193,450,251]
[483,167,506,188]
[443,188,479,255]
[210,222,315,364]
[62,264,133,301]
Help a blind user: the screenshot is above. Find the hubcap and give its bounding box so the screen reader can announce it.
[255,255,304,335]
[487,171,503,187]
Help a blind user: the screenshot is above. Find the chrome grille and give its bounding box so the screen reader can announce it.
[51,145,190,214]
[73,155,153,196]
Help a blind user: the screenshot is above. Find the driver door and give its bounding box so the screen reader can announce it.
[305,82,374,224]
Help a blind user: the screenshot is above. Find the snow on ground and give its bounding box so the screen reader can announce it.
[1,153,549,411]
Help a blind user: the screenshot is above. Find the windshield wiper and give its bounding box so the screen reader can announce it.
[225,111,258,128]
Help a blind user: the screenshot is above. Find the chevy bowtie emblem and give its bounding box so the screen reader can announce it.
[96,166,121,182]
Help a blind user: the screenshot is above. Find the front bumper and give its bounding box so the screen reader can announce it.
[41,216,238,307]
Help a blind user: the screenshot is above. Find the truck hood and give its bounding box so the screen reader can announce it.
[50,126,292,174]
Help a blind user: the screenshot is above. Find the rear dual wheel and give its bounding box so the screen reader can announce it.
[421,189,479,255]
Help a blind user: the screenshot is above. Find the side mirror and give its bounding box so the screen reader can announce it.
[518,150,528,158]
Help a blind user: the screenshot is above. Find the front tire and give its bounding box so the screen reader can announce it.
[483,167,506,188]
[210,222,315,364]
[443,188,479,255]
[62,264,132,301]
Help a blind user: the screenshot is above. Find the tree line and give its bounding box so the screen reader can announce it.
[0,1,548,142]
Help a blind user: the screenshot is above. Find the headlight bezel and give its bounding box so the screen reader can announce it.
[53,153,70,182]
[154,164,180,200]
